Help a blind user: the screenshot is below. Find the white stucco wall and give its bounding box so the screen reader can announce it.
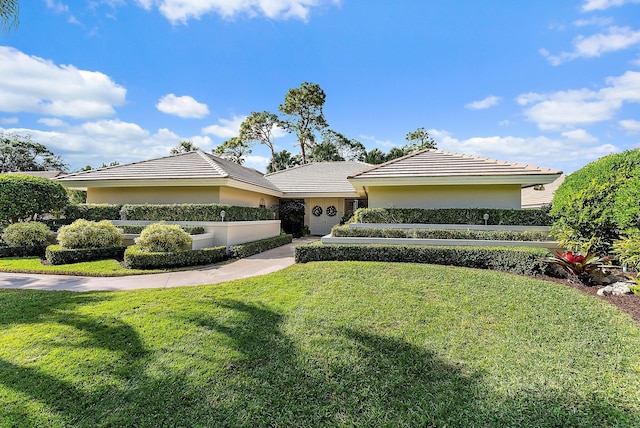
[367,184,522,210]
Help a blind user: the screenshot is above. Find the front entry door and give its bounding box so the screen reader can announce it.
[308,198,342,236]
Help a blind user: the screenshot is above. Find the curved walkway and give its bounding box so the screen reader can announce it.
[0,237,318,292]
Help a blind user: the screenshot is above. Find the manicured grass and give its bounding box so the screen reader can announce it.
[0,257,164,276]
[1,261,640,426]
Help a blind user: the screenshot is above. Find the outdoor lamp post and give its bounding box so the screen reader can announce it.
[220,210,226,222]
[483,213,489,226]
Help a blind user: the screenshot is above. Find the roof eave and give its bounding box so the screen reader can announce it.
[348,173,562,187]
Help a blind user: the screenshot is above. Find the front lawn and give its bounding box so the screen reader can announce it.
[1,261,640,427]
[0,257,164,276]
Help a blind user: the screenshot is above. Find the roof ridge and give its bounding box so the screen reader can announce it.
[349,148,434,178]
[198,151,229,177]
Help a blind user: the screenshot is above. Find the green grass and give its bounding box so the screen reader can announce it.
[1,261,640,427]
[0,257,164,276]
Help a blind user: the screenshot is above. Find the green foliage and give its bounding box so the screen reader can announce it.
[118,224,205,235]
[0,132,65,172]
[266,150,301,173]
[239,111,280,171]
[544,251,612,285]
[356,207,552,226]
[295,243,556,276]
[613,175,640,231]
[279,199,306,237]
[229,234,293,258]
[331,225,550,241]
[45,244,126,265]
[124,245,227,269]
[64,203,123,221]
[170,140,200,155]
[120,203,271,221]
[405,127,437,150]
[1,221,53,249]
[0,175,68,223]
[135,223,192,252]
[214,136,251,165]
[57,219,124,249]
[550,148,640,255]
[0,0,19,32]
[612,229,640,270]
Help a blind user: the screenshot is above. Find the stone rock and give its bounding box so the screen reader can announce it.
[596,282,633,296]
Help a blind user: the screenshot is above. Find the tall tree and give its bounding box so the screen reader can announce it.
[360,148,387,165]
[214,137,251,165]
[405,127,437,151]
[309,141,343,162]
[267,150,301,173]
[170,140,200,155]
[0,133,66,173]
[321,129,366,162]
[239,111,281,173]
[0,0,18,32]
[279,82,328,164]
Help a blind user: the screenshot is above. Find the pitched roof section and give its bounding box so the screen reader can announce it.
[57,151,281,193]
[265,161,371,197]
[521,174,566,209]
[349,149,562,186]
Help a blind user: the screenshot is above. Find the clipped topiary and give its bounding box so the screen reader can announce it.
[550,148,640,255]
[135,223,192,252]
[0,175,68,223]
[57,219,124,249]
[1,221,53,248]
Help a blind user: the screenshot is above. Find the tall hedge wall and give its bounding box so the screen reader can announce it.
[355,207,552,226]
[120,204,272,221]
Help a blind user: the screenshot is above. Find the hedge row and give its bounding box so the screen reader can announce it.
[229,234,293,258]
[120,204,271,222]
[355,207,552,226]
[331,226,550,241]
[295,243,557,277]
[45,245,127,265]
[64,204,123,221]
[118,224,206,235]
[0,245,47,258]
[124,245,227,269]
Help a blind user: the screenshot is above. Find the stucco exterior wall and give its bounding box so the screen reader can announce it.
[367,184,522,210]
[87,186,222,204]
[218,187,279,208]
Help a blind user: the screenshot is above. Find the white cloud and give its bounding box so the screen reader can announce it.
[561,129,598,142]
[0,117,18,125]
[582,0,640,11]
[202,115,246,138]
[517,71,640,130]
[0,47,126,119]
[359,134,396,148]
[45,0,69,13]
[541,26,640,65]
[38,118,68,128]
[135,0,340,24]
[156,94,209,118]
[620,119,640,134]
[465,95,501,110]
[244,155,271,172]
[573,16,614,27]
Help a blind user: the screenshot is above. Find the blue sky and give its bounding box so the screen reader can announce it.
[1,0,639,173]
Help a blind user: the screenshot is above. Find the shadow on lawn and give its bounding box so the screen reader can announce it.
[0,291,638,427]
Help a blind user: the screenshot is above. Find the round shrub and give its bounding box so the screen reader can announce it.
[57,219,124,249]
[0,175,68,223]
[1,221,53,248]
[135,223,192,253]
[550,148,640,255]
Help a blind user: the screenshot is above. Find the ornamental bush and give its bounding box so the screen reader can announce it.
[124,245,226,269]
[229,234,293,258]
[355,207,552,226]
[64,203,122,221]
[331,225,550,241]
[1,221,53,249]
[135,223,192,252]
[45,245,126,265]
[550,148,640,255]
[57,219,124,249]
[0,175,68,223]
[120,204,271,221]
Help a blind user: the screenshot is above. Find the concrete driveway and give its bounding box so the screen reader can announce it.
[0,237,318,292]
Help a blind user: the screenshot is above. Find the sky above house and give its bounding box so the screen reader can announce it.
[1,0,639,174]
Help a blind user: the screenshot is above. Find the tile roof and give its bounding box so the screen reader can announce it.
[57,151,281,192]
[5,170,67,179]
[265,161,371,195]
[521,174,566,209]
[349,149,563,180]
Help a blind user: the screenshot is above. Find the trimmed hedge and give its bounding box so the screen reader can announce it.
[64,204,123,221]
[45,245,126,265]
[124,245,227,269]
[118,224,206,235]
[355,207,552,226]
[295,243,557,277]
[229,234,293,258]
[0,245,47,258]
[331,226,550,241]
[120,204,271,222]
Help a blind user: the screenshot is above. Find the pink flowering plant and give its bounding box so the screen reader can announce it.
[545,250,612,285]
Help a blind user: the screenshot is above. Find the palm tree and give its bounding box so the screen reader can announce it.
[0,0,19,32]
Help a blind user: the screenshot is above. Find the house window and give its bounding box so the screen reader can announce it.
[259,198,266,208]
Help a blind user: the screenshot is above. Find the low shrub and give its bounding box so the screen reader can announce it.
[0,245,47,258]
[612,229,640,271]
[57,220,124,249]
[355,207,552,226]
[295,242,557,277]
[45,245,126,265]
[1,221,54,249]
[229,234,293,258]
[124,245,227,269]
[64,204,122,221]
[331,226,550,241]
[118,224,206,235]
[120,204,271,222]
[135,223,192,252]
